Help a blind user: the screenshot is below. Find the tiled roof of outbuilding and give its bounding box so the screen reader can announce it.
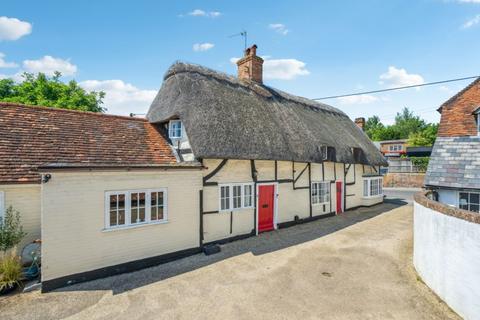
[425,136,480,189]
[0,102,178,184]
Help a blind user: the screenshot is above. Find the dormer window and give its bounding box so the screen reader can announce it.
[168,120,182,139]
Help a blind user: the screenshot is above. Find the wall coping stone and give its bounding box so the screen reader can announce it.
[414,191,480,224]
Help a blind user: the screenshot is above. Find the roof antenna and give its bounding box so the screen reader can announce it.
[229,30,247,50]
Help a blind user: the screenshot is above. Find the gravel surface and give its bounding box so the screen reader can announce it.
[0,200,458,320]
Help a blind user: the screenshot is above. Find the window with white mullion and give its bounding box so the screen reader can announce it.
[232,185,242,209]
[459,192,480,213]
[130,192,146,224]
[311,181,330,205]
[220,185,230,211]
[105,189,167,230]
[243,184,253,208]
[219,183,254,211]
[363,177,383,198]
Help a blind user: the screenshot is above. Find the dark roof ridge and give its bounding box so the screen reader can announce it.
[0,101,147,122]
[437,77,480,113]
[164,61,346,116]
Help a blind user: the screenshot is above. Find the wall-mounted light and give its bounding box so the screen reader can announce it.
[42,174,51,184]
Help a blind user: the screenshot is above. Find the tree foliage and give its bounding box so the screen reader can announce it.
[407,123,438,146]
[364,107,437,146]
[0,72,105,112]
[0,206,26,254]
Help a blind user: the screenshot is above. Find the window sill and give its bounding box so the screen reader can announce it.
[362,194,384,200]
[219,207,254,213]
[102,220,169,232]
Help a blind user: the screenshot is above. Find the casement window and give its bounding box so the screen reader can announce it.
[0,191,4,221]
[168,120,183,139]
[388,144,403,152]
[363,177,383,197]
[219,183,254,211]
[459,191,480,213]
[105,188,167,230]
[311,181,330,205]
[476,111,480,135]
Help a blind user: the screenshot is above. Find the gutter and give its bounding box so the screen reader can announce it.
[37,163,204,172]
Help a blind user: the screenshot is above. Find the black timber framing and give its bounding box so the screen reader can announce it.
[293,162,309,190]
[251,160,257,233]
[274,160,278,180]
[308,163,312,218]
[203,159,228,185]
[199,190,204,245]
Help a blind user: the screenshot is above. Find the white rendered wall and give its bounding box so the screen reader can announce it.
[437,189,457,207]
[414,201,480,320]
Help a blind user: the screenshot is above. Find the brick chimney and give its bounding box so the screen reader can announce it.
[355,117,365,131]
[236,44,264,83]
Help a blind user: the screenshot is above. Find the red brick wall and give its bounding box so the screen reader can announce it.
[438,79,480,137]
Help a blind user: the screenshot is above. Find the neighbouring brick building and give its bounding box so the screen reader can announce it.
[424,78,480,212]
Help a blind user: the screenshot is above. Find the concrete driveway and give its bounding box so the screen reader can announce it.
[0,201,458,320]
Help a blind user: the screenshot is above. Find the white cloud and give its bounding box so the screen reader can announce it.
[0,16,32,41]
[230,56,310,80]
[22,56,77,76]
[337,94,379,105]
[379,66,424,88]
[462,14,480,28]
[0,71,23,82]
[455,0,480,3]
[79,80,157,115]
[0,53,18,68]
[193,43,215,52]
[264,59,309,80]
[186,9,222,18]
[209,11,222,17]
[269,23,289,35]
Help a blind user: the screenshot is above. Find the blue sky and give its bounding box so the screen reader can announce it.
[1,0,480,123]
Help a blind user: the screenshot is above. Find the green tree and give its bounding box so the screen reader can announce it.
[0,72,105,112]
[394,107,426,138]
[407,123,439,146]
[0,206,26,254]
[364,115,384,139]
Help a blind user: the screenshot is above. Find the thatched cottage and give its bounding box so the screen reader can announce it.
[0,45,386,292]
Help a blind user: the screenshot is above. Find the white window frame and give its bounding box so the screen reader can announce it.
[476,112,480,136]
[168,120,183,139]
[458,191,480,213]
[218,183,255,212]
[104,188,168,231]
[0,191,4,222]
[311,181,330,205]
[363,177,383,198]
[388,144,402,152]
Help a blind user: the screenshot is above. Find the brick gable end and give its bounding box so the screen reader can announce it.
[438,79,480,137]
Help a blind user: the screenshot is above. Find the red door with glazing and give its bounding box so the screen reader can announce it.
[258,185,275,232]
[336,181,343,214]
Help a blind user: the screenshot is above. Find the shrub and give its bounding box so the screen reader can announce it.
[410,157,430,172]
[0,206,27,254]
[0,255,22,291]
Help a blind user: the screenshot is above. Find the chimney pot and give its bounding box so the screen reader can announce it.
[355,117,366,131]
[236,44,263,84]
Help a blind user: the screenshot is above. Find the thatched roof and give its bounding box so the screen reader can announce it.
[147,62,387,166]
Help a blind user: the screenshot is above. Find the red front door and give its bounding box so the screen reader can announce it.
[258,185,275,232]
[336,181,343,214]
